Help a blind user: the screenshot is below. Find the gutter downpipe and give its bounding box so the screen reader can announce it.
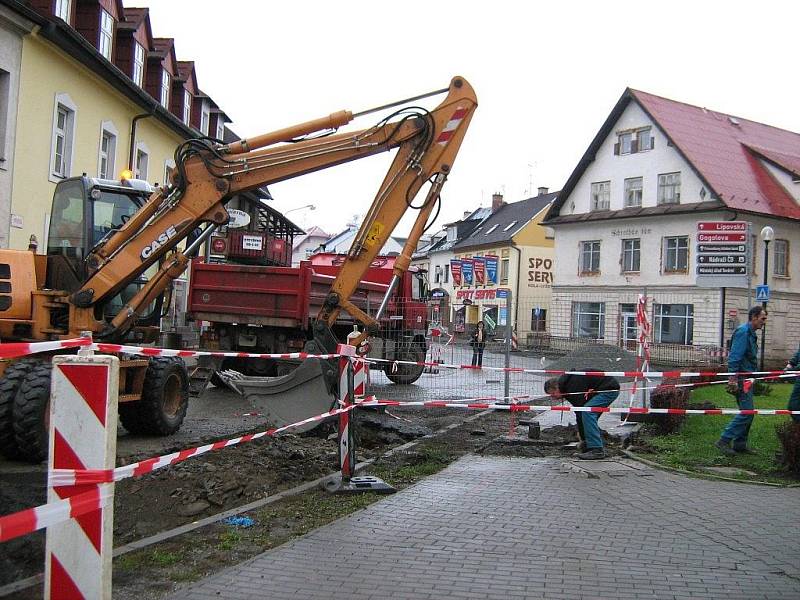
[129,112,153,171]
[512,244,522,333]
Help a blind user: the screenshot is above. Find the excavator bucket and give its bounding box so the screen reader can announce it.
[221,358,337,433]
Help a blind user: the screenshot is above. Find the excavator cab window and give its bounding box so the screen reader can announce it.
[46,178,90,293]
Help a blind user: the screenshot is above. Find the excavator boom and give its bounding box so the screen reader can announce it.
[71,77,477,345]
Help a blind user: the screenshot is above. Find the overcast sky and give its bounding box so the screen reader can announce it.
[134,0,800,237]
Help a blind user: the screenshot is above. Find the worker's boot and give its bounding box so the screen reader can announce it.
[576,447,606,460]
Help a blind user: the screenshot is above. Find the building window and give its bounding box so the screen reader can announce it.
[654,304,694,345]
[132,42,145,86]
[591,181,610,211]
[216,119,225,140]
[664,236,689,272]
[200,107,210,135]
[500,258,509,284]
[0,69,10,162]
[624,177,643,208]
[530,308,547,332]
[98,9,114,60]
[55,0,71,22]
[164,159,176,187]
[434,265,441,283]
[622,238,640,272]
[183,90,192,125]
[503,220,517,232]
[580,241,601,273]
[484,224,499,236]
[637,128,653,151]
[50,94,77,181]
[573,302,605,339]
[135,146,149,180]
[444,264,449,283]
[618,132,632,155]
[657,172,681,204]
[98,123,117,179]
[160,69,170,108]
[774,239,789,277]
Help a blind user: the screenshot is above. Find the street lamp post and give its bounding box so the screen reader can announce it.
[759,225,774,370]
[284,204,316,216]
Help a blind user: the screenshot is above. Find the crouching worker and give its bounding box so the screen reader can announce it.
[544,372,620,460]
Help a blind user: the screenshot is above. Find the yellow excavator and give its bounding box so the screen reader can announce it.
[0,76,477,462]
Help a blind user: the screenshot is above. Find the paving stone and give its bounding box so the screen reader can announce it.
[166,455,800,600]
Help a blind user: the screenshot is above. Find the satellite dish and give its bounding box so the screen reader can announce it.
[227,209,251,229]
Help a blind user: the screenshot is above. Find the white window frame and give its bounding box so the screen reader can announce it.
[55,0,71,22]
[618,132,632,154]
[500,258,509,284]
[773,239,789,277]
[573,302,605,339]
[135,141,150,181]
[624,177,643,208]
[160,69,171,108]
[98,9,114,60]
[444,263,449,283]
[590,181,610,211]
[621,238,640,273]
[657,172,681,204]
[132,42,145,86]
[654,304,694,345]
[164,158,176,187]
[663,236,689,272]
[637,128,653,152]
[200,106,210,135]
[216,118,225,140]
[183,90,192,125]
[49,92,77,183]
[580,240,601,273]
[98,120,118,179]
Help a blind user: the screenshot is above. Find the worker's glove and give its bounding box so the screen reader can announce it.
[725,381,739,396]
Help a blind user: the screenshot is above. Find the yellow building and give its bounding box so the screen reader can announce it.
[5,1,227,251]
[449,189,556,340]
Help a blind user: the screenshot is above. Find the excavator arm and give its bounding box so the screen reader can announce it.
[70,76,477,344]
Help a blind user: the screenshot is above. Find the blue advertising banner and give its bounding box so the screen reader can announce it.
[461,258,474,285]
[484,255,498,284]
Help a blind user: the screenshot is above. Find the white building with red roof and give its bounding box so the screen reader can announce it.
[543,89,800,366]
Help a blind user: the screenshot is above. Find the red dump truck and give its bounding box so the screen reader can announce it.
[187,253,428,384]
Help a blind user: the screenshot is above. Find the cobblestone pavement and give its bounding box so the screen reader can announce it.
[166,455,800,600]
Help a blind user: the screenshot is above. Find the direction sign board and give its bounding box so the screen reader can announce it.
[697,221,748,232]
[697,266,748,275]
[695,221,751,287]
[496,288,510,299]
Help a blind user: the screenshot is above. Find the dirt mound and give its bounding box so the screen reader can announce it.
[545,344,640,379]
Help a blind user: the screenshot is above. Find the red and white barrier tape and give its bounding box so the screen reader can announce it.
[0,486,112,543]
[93,343,342,361]
[0,338,92,359]
[361,398,800,416]
[367,356,799,379]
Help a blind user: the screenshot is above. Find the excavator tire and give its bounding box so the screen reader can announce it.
[385,345,426,385]
[12,362,53,463]
[119,357,188,435]
[0,360,38,459]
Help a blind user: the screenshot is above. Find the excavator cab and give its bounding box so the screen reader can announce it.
[45,176,164,332]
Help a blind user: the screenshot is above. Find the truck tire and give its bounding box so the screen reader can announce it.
[385,346,425,385]
[0,360,38,459]
[119,358,188,435]
[12,362,53,463]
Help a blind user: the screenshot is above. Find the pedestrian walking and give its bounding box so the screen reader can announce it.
[544,372,620,460]
[783,343,800,424]
[716,306,768,456]
[470,320,486,367]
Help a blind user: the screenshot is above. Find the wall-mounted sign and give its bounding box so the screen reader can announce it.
[242,234,263,251]
[450,259,462,286]
[473,257,486,285]
[484,255,498,284]
[227,209,251,229]
[695,221,751,288]
[462,258,474,285]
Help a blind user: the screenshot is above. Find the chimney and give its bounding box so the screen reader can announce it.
[537,186,549,196]
[492,192,505,212]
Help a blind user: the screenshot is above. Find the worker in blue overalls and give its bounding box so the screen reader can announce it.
[716,306,768,456]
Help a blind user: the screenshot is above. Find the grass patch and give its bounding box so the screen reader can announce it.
[116,547,182,571]
[638,382,797,484]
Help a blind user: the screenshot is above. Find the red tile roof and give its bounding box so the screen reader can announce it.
[631,90,800,220]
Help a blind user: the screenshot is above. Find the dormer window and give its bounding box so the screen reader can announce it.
[132,43,145,86]
[160,70,170,108]
[55,0,71,23]
[183,90,192,125]
[446,226,457,242]
[201,107,210,135]
[98,9,114,60]
[216,119,225,140]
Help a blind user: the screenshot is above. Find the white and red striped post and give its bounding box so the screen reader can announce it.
[46,351,119,600]
[337,343,357,481]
